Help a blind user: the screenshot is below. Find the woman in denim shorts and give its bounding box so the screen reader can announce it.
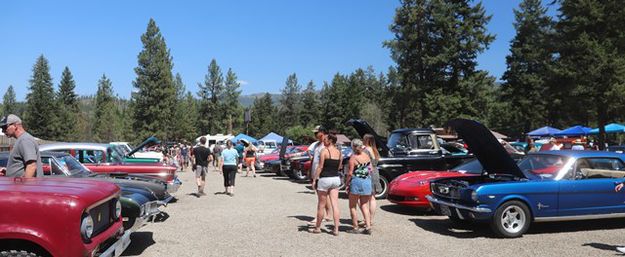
[346,139,373,234]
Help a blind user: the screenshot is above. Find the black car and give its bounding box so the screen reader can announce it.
[346,119,475,198]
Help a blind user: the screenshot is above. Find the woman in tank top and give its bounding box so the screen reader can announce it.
[346,139,373,235]
[310,134,342,235]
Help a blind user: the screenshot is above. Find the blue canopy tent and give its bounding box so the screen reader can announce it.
[588,123,625,134]
[259,132,292,143]
[527,126,562,137]
[230,133,257,143]
[554,125,592,136]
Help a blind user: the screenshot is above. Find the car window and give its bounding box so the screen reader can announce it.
[452,159,483,174]
[108,146,125,163]
[409,134,435,150]
[575,157,625,179]
[387,133,410,150]
[518,154,569,180]
[41,157,65,175]
[78,150,104,164]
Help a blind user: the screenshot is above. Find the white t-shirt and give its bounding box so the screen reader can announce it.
[308,141,325,177]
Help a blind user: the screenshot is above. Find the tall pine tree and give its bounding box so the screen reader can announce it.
[248,93,276,138]
[2,85,17,116]
[299,81,320,128]
[132,18,177,141]
[25,55,60,139]
[57,66,80,141]
[278,73,301,132]
[93,75,119,142]
[197,59,224,135]
[222,68,242,134]
[499,0,554,136]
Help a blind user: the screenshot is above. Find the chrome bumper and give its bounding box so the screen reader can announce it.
[100,230,131,257]
[157,195,174,207]
[425,195,492,213]
[129,201,161,232]
[166,177,182,193]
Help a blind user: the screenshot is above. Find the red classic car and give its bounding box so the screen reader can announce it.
[0,177,130,257]
[387,159,483,208]
[258,145,308,170]
[40,143,181,193]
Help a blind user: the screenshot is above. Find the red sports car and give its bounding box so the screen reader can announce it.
[387,159,483,208]
[259,145,308,170]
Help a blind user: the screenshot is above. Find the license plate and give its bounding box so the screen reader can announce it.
[440,205,451,216]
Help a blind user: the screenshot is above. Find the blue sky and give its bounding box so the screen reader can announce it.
[0,1,557,101]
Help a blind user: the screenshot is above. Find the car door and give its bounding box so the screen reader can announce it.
[558,157,625,216]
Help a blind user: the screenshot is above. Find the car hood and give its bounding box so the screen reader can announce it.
[0,177,119,202]
[127,136,161,157]
[395,170,477,182]
[345,119,389,156]
[445,119,525,178]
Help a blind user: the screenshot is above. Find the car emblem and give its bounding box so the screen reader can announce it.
[439,186,450,194]
[97,213,101,222]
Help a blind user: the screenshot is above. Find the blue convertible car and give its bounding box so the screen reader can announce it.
[427,119,625,238]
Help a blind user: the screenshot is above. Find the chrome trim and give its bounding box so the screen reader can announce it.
[99,230,131,257]
[157,195,174,207]
[534,213,625,222]
[426,195,492,213]
[378,164,403,168]
[166,177,182,193]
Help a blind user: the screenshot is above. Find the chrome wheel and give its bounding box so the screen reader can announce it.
[500,205,526,234]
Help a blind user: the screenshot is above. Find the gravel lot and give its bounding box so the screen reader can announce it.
[123,166,625,257]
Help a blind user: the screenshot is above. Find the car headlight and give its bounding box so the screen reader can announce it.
[471,190,478,202]
[81,214,94,240]
[115,200,122,219]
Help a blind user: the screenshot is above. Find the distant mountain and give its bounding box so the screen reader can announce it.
[238,93,281,107]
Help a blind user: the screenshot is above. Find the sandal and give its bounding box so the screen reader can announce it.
[363,228,372,235]
[345,228,360,234]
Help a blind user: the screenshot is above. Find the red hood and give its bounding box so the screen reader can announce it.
[0,177,120,203]
[393,170,479,183]
[259,153,280,162]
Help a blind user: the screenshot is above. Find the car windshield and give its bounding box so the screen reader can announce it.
[387,133,434,151]
[452,159,484,174]
[517,154,569,180]
[58,155,92,176]
[108,146,126,163]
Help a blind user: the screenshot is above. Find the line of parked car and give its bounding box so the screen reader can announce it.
[261,118,625,239]
[0,137,180,257]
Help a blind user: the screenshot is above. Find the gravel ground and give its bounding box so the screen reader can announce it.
[122,166,625,257]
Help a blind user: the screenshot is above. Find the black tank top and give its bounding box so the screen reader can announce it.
[320,148,340,177]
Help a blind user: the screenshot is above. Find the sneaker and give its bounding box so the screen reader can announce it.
[617,247,625,253]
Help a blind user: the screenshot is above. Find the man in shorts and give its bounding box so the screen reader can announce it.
[0,114,43,178]
[213,143,223,172]
[193,137,211,196]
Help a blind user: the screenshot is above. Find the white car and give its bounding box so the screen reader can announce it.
[111,141,164,161]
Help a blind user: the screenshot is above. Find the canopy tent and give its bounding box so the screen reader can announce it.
[554,125,592,136]
[527,126,562,137]
[259,132,292,143]
[588,123,625,134]
[230,133,257,143]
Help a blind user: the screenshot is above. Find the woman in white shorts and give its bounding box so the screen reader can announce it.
[310,134,342,236]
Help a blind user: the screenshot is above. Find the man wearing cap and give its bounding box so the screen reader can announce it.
[0,114,43,178]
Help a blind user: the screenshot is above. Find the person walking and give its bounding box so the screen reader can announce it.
[213,143,223,172]
[235,140,245,173]
[0,114,43,178]
[309,134,342,235]
[221,140,239,196]
[363,134,382,225]
[346,139,373,234]
[193,137,212,196]
[243,140,258,177]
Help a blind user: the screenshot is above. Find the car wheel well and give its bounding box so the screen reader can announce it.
[500,198,534,220]
[0,239,51,257]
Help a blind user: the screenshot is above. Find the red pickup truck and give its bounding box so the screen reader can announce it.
[0,177,130,257]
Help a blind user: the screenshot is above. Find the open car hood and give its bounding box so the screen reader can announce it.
[445,119,525,178]
[128,136,161,157]
[345,119,389,156]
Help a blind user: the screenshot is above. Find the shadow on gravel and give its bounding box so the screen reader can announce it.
[260,174,279,177]
[167,197,178,204]
[187,193,200,198]
[121,232,156,256]
[272,177,291,181]
[582,242,621,253]
[153,212,170,223]
[527,219,625,235]
[380,205,435,216]
[411,218,492,239]
[288,215,314,222]
[297,191,315,194]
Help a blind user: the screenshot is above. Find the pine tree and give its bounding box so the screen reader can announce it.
[25,55,60,139]
[132,18,177,141]
[248,93,276,138]
[181,92,199,142]
[222,68,242,134]
[278,73,301,132]
[385,0,495,127]
[197,59,224,135]
[57,66,80,141]
[2,85,17,116]
[320,74,350,132]
[299,81,320,127]
[499,0,554,136]
[93,75,119,142]
[552,0,625,149]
